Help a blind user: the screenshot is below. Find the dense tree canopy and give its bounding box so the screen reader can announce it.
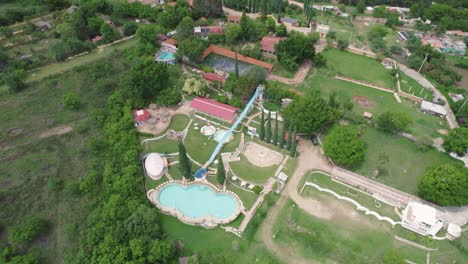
[192,0,223,19]
[324,126,366,167]
[276,32,319,70]
[282,94,339,134]
[443,127,468,156]
[418,164,468,206]
[376,111,412,134]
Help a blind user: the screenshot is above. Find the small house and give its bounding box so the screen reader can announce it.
[281,17,299,27]
[228,15,241,23]
[401,202,443,236]
[421,100,446,117]
[363,112,373,120]
[193,26,223,38]
[161,38,178,53]
[34,21,53,32]
[316,24,330,39]
[203,72,226,84]
[190,97,240,123]
[92,35,102,43]
[132,109,151,126]
[260,36,284,54]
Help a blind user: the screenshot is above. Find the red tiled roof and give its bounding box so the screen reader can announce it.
[228,15,241,22]
[133,109,151,122]
[202,45,274,72]
[158,34,169,42]
[163,38,177,46]
[190,97,239,121]
[205,26,223,33]
[203,73,226,83]
[92,35,102,43]
[260,36,285,53]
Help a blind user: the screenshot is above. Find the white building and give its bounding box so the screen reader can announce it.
[144,153,168,180]
[316,24,330,39]
[421,100,447,117]
[401,202,444,236]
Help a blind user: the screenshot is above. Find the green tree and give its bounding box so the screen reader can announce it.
[259,109,265,141]
[123,22,139,36]
[443,127,468,156]
[376,111,412,134]
[289,127,297,157]
[357,0,366,14]
[178,140,192,180]
[177,37,207,63]
[418,164,468,206]
[272,114,278,145]
[286,122,293,150]
[235,49,239,78]
[383,250,406,264]
[4,69,26,93]
[192,0,223,19]
[240,11,248,40]
[217,155,225,185]
[9,217,49,245]
[0,26,13,38]
[176,16,194,41]
[279,119,287,148]
[337,39,349,50]
[136,24,164,46]
[225,23,242,44]
[265,111,272,143]
[283,95,339,135]
[100,23,121,43]
[87,17,104,36]
[323,126,366,167]
[276,23,287,37]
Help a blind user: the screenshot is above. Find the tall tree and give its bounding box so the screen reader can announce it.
[265,111,272,143]
[240,11,248,40]
[289,127,297,157]
[175,16,194,41]
[192,0,223,19]
[443,127,468,156]
[259,109,265,141]
[178,141,192,180]
[279,119,287,149]
[260,0,268,21]
[286,122,293,150]
[235,50,239,78]
[272,114,278,145]
[217,155,226,185]
[323,126,366,168]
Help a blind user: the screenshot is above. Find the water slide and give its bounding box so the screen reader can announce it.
[194,86,262,179]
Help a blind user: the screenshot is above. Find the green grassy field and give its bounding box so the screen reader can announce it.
[399,70,435,101]
[298,68,447,142]
[355,127,461,194]
[274,199,428,263]
[0,50,131,263]
[167,114,190,131]
[229,155,278,184]
[321,48,396,88]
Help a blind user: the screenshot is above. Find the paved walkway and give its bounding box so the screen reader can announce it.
[269,60,313,85]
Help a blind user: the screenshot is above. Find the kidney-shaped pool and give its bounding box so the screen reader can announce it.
[157,183,240,221]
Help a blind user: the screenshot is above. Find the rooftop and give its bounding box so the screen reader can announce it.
[133,109,151,122]
[421,100,447,116]
[260,36,285,53]
[190,97,239,122]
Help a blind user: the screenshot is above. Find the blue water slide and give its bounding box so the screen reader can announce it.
[194,86,262,178]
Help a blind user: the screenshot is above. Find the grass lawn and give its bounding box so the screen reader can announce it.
[301,171,400,220]
[298,68,448,142]
[167,114,190,131]
[229,155,278,185]
[142,136,179,154]
[159,214,280,263]
[274,199,428,263]
[399,70,435,101]
[226,176,258,209]
[355,127,462,194]
[271,63,296,78]
[321,48,396,88]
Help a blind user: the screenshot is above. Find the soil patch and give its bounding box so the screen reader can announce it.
[352,95,375,107]
[243,143,283,167]
[39,125,73,139]
[9,128,23,137]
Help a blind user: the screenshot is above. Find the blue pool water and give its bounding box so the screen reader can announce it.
[158,184,238,219]
[159,51,175,60]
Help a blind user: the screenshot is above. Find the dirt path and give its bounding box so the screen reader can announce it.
[269,60,313,86]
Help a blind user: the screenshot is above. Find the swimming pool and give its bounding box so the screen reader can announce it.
[157,183,239,220]
[159,51,175,60]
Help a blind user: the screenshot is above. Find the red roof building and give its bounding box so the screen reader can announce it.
[203,73,227,83]
[92,35,102,43]
[190,97,240,122]
[228,15,241,23]
[132,109,151,123]
[260,36,285,54]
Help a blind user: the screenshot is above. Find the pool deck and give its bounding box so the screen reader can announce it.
[147,180,245,228]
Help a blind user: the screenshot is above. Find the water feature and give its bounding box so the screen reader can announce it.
[157,183,239,219]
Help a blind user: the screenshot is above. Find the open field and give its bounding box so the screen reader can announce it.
[399,70,435,101]
[321,48,396,88]
[356,127,462,194]
[0,38,137,95]
[0,50,131,263]
[298,68,448,143]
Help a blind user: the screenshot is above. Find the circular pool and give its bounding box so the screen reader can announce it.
[214,130,233,143]
[200,125,216,136]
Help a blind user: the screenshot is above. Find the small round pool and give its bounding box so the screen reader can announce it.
[157,183,239,220]
[200,125,216,136]
[214,130,233,143]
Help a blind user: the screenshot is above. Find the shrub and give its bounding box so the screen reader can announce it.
[324,126,366,167]
[9,217,49,244]
[337,39,349,50]
[253,186,263,194]
[376,111,412,134]
[61,92,80,110]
